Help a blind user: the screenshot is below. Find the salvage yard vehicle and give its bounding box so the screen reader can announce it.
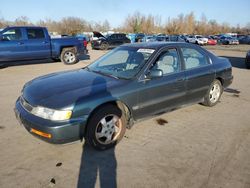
[186,35,208,45]
[15,42,233,150]
[91,31,131,50]
[218,36,239,45]
[239,35,250,44]
[0,26,87,65]
[206,36,217,45]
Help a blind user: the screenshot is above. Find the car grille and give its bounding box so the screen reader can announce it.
[20,96,34,113]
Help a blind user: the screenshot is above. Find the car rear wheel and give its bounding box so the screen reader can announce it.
[203,79,222,107]
[86,104,126,150]
[60,48,78,65]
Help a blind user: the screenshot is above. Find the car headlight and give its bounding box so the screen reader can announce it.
[31,106,72,121]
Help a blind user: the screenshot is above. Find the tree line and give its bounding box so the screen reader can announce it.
[0,12,249,35]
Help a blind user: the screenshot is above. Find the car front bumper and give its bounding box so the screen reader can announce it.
[15,97,88,144]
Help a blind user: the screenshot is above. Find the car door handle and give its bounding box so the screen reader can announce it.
[18,42,24,45]
[42,41,49,44]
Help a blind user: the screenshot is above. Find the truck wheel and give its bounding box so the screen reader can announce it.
[100,42,109,50]
[86,104,126,150]
[202,79,222,107]
[60,48,78,65]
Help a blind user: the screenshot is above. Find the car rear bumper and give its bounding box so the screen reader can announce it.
[14,98,88,144]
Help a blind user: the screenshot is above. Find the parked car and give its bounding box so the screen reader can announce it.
[0,26,87,64]
[246,50,250,69]
[91,32,130,50]
[168,35,186,42]
[186,35,208,45]
[239,35,250,44]
[135,33,146,42]
[145,35,156,42]
[206,36,217,45]
[155,35,169,42]
[218,36,239,45]
[15,42,233,150]
[127,33,136,43]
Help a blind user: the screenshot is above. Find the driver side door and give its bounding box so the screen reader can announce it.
[0,28,26,62]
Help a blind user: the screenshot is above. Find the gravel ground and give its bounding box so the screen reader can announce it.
[0,45,250,188]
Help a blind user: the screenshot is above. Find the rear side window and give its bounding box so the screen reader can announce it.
[27,28,45,39]
[2,29,22,41]
[181,47,208,69]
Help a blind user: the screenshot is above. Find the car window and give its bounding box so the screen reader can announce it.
[151,48,180,75]
[88,47,154,79]
[110,34,117,39]
[27,28,45,39]
[181,47,208,69]
[2,28,22,41]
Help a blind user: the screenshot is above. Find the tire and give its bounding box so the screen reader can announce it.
[100,42,109,50]
[203,79,223,107]
[60,48,78,65]
[86,104,126,150]
[246,61,250,69]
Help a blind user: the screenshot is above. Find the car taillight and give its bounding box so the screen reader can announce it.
[83,40,87,47]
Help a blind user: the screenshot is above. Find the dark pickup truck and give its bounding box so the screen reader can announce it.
[0,26,87,65]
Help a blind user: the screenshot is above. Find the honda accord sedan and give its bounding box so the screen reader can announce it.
[15,42,233,150]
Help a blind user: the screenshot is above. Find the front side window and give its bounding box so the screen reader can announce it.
[2,29,22,41]
[151,48,180,75]
[27,29,45,39]
[181,47,208,69]
[88,47,155,79]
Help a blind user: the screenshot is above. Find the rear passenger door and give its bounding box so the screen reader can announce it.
[25,28,51,59]
[181,46,214,103]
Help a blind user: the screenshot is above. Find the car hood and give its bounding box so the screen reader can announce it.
[22,69,126,109]
[93,31,106,39]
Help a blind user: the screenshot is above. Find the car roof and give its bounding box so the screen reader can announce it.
[5,26,46,29]
[121,42,186,50]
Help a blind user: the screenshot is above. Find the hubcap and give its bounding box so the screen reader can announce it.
[64,52,75,63]
[209,83,221,103]
[95,114,122,145]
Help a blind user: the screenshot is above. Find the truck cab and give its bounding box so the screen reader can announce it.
[0,26,86,64]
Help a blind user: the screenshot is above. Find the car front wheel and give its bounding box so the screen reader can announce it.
[100,42,109,50]
[86,104,126,150]
[203,79,223,107]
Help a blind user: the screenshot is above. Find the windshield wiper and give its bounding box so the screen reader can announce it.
[90,69,119,79]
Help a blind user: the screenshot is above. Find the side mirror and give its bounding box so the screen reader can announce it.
[146,69,163,79]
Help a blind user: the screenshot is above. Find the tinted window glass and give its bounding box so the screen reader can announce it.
[2,29,22,41]
[27,29,45,39]
[181,48,208,69]
[152,48,180,75]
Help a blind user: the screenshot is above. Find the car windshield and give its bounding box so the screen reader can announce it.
[87,47,155,79]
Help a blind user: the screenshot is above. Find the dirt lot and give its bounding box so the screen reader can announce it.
[0,45,250,188]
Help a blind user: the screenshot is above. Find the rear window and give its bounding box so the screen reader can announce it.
[27,28,45,39]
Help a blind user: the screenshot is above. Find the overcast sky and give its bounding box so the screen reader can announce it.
[1,0,250,28]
